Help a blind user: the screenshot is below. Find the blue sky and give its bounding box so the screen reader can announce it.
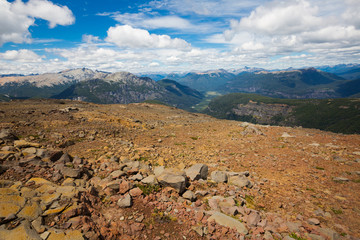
[0,0,360,74]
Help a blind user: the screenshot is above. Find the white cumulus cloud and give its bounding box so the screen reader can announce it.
[105,25,191,49]
[108,12,193,30]
[0,49,43,62]
[226,0,321,38]
[217,0,360,62]
[0,0,75,46]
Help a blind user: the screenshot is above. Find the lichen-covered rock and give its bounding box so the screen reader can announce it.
[0,221,42,239]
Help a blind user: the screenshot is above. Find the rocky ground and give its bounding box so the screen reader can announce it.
[0,99,359,240]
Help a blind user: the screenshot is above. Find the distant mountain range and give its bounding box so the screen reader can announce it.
[0,64,359,109]
[140,64,360,99]
[316,63,360,80]
[0,69,203,110]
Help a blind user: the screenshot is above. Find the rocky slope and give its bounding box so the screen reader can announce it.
[204,93,360,134]
[0,99,359,239]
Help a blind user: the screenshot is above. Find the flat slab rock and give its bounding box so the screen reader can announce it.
[208,211,248,235]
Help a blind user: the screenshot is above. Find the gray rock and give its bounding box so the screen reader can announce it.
[72,156,83,165]
[247,211,260,227]
[117,194,132,208]
[195,190,208,196]
[58,153,73,163]
[283,237,295,240]
[211,171,228,183]
[208,211,248,235]
[318,228,340,240]
[0,129,18,141]
[222,206,238,216]
[307,218,320,225]
[182,190,196,201]
[185,163,208,181]
[308,234,325,240]
[22,147,37,156]
[286,222,301,232]
[264,231,274,240]
[157,173,187,194]
[229,175,253,188]
[154,166,165,176]
[241,125,264,136]
[129,173,143,181]
[110,156,119,162]
[40,231,50,239]
[227,171,250,177]
[110,170,126,179]
[61,167,81,178]
[141,175,158,185]
[208,197,220,211]
[36,149,49,158]
[333,177,349,182]
[106,180,121,191]
[191,226,204,237]
[125,160,140,169]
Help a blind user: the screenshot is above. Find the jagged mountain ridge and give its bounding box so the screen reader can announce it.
[0,68,108,87]
[0,68,109,99]
[0,68,204,110]
[146,67,358,99]
[219,68,346,98]
[167,69,236,92]
[52,73,204,110]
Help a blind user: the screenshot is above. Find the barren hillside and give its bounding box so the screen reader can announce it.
[0,99,359,239]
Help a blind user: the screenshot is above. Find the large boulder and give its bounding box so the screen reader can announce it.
[185,164,208,181]
[208,212,248,235]
[157,172,187,194]
[229,175,253,188]
[0,129,18,142]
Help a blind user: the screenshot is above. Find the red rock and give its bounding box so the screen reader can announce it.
[100,226,108,236]
[119,180,131,194]
[195,199,202,207]
[221,227,229,234]
[129,187,143,197]
[195,211,204,221]
[127,168,139,175]
[252,227,265,235]
[277,223,289,233]
[131,223,145,233]
[247,211,261,227]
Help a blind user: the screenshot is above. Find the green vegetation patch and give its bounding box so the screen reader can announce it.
[136,184,160,195]
[204,93,360,134]
[289,233,307,240]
